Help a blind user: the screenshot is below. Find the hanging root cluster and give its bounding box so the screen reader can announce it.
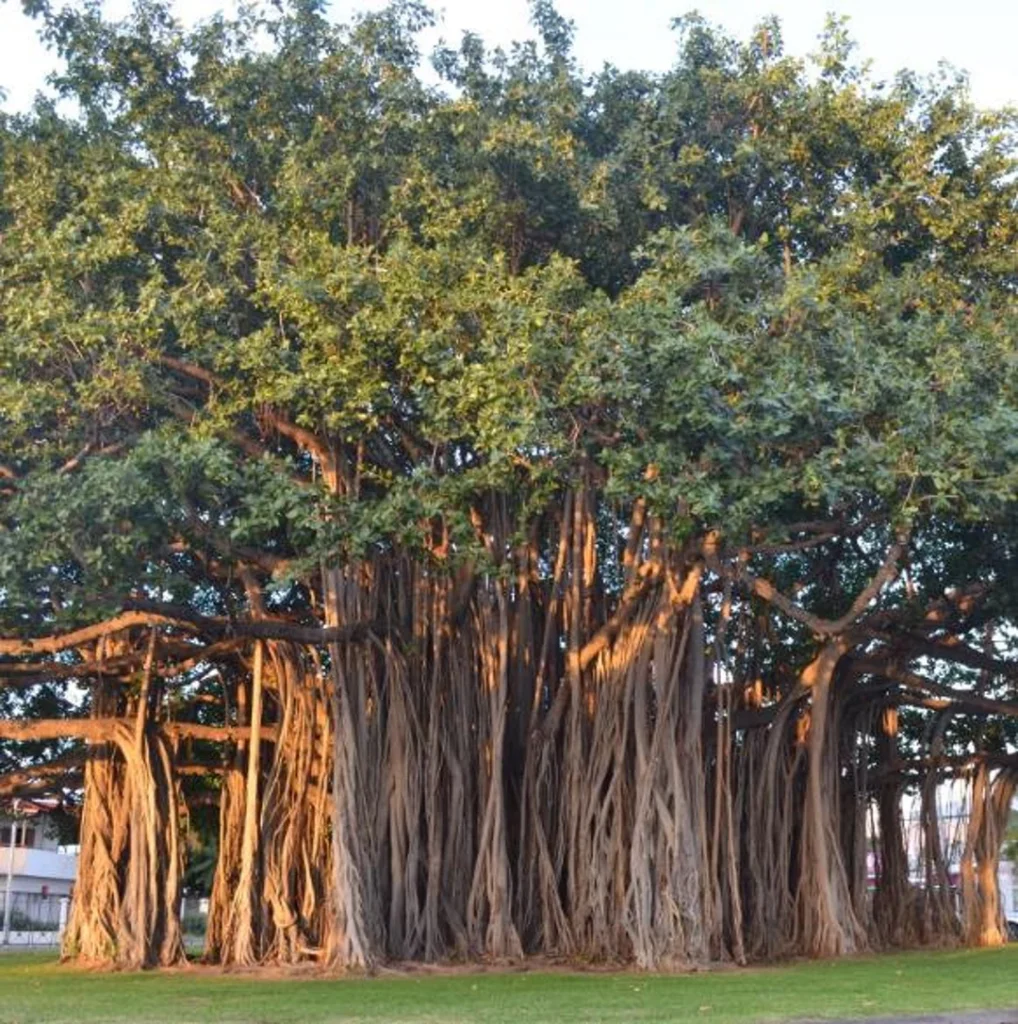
[61,636,185,969]
[14,492,1016,971]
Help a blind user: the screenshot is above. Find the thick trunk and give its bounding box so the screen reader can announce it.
[322,563,384,969]
[961,765,1016,947]
[466,583,523,959]
[795,644,865,958]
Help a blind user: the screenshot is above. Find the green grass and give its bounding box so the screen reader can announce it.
[0,946,1015,1024]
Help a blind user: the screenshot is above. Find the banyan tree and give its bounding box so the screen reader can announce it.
[1,0,1017,971]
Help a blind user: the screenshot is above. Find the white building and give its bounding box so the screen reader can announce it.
[0,798,77,929]
[0,801,77,898]
[0,800,77,943]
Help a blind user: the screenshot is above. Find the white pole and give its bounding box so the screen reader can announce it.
[2,799,20,945]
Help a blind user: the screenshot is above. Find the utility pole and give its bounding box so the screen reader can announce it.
[2,799,20,945]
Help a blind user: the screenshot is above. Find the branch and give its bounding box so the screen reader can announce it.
[0,638,245,686]
[0,601,383,656]
[0,753,86,796]
[0,611,179,656]
[56,443,123,476]
[741,516,872,556]
[176,514,291,576]
[167,722,277,743]
[160,355,331,464]
[851,656,1018,718]
[122,598,384,647]
[0,718,277,744]
[159,355,218,387]
[861,582,988,635]
[875,751,1018,781]
[720,532,908,637]
[865,631,1018,679]
[577,564,660,671]
[0,759,232,798]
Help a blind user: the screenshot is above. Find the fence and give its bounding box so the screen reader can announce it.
[180,895,209,953]
[0,891,68,947]
[0,892,209,950]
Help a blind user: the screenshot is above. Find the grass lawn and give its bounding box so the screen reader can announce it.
[0,946,1016,1024]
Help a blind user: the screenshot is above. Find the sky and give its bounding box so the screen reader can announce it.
[0,0,1015,113]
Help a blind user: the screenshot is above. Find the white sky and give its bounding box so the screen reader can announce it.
[0,0,1015,113]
